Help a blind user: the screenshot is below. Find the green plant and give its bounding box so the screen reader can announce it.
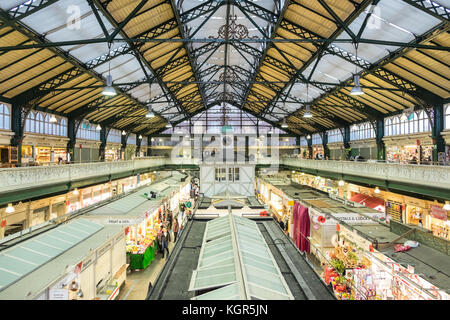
[331,259,345,274]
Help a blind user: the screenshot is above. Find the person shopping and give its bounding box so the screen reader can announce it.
[172,218,179,243]
[160,227,171,259]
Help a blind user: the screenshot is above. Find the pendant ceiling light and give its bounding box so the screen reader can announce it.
[304,85,313,118]
[166,122,172,128]
[338,180,345,186]
[102,43,116,96]
[139,134,143,139]
[351,74,364,96]
[304,105,312,118]
[96,124,101,131]
[350,44,364,96]
[73,188,79,195]
[374,187,380,194]
[122,130,126,136]
[307,134,311,139]
[281,119,288,128]
[49,114,57,123]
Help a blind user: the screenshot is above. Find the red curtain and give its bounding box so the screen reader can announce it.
[291,202,310,253]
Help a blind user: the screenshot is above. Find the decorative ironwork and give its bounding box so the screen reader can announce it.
[210,15,259,40]
[218,68,239,83]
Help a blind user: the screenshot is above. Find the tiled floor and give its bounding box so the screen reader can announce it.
[117,241,175,300]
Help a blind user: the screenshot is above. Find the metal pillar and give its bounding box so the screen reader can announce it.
[67,117,76,163]
[433,103,445,162]
[322,131,329,160]
[10,103,24,164]
[376,118,385,161]
[99,126,107,161]
[343,125,351,160]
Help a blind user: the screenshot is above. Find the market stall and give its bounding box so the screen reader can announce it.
[84,173,190,271]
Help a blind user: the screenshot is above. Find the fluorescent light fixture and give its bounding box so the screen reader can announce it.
[102,75,116,96]
[5,203,14,213]
[350,75,364,95]
[49,115,57,123]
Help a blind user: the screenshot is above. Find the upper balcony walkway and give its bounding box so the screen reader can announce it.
[1,156,449,205]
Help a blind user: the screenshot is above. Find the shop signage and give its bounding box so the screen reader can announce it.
[49,289,69,300]
[430,205,447,221]
[332,212,385,224]
[339,226,373,251]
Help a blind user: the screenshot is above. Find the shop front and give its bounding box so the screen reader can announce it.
[328,142,345,160]
[105,143,121,161]
[349,139,377,160]
[21,135,69,164]
[125,206,160,270]
[384,134,434,164]
[404,197,429,228]
[312,144,324,159]
[429,204,449,240]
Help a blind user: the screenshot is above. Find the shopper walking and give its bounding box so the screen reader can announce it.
[160,227,171,259]
[172,218,179,243]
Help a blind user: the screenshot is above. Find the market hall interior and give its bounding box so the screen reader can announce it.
[0,0,449,302]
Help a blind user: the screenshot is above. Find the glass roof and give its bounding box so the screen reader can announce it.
[188,214,293,300]
[0,219,103,291]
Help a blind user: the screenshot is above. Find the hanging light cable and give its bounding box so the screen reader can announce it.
[351,43,364,96]
[146,83,155,118]
[102,42,116,96]
[304,84,312,118]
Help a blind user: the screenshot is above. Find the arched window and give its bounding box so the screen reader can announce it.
[445,104,450,130]
[60,118,67,136]
[392,117,399,136]
[385,118,391,136]
[0,104,11,130]
[37,113,44,134]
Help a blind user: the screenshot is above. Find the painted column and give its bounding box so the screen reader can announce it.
[147,136,152,156]
[322,131,329,160]
[99,126,107,161]
[67,117,76,163]
[343,125,351,160]
[433,103,445,163]
[307,135,312,159]
[10,103,24,164]
[376,118,385,161]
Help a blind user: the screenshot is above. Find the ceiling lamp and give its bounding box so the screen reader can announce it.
[145,105,155,118]
[96,124,101,131]
[73,188,79,195]
[307,134,311,139]
[350,44,364,96]
[338,180,345,187]
[443,202,450,211]
[139,134,143,139]
[122,130,126,135]
[374,187,380,194]
[281,119,288,128]
[268,128,274,134]
[49,114,57,123]
[166,122,172,128]
[400,112,408,121]
[5,203,15,214]
[350,74,364,95]
[303,105,312,118]
[102,74,116,96]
